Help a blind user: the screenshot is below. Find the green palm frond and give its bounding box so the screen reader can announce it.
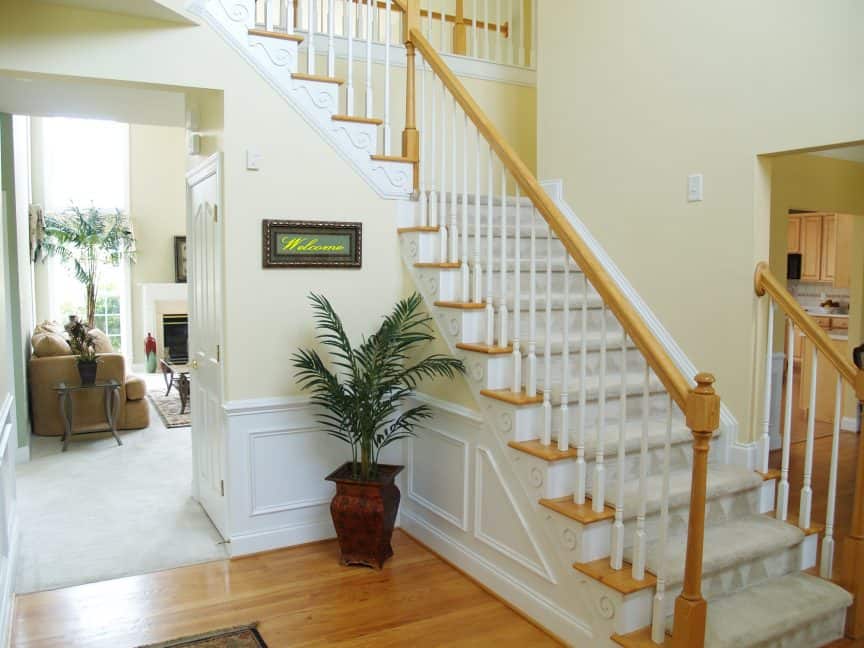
[293,292,465,480]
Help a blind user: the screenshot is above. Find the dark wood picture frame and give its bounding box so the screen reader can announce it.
[174,236,187,283]
[263,220,362,268]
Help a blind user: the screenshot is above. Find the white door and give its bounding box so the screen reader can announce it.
[186,154,226,537]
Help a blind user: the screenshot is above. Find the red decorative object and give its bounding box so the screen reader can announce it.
[145,332,157,356]
[326,463,403,569]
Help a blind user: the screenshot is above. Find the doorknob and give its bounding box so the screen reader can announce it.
[191,360,199,369]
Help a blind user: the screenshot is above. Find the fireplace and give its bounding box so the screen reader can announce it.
[162,313,189,363]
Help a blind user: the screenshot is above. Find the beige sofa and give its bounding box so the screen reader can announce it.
[28,323,149,437]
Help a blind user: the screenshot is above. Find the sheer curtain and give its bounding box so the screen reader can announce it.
[38,117,132,358]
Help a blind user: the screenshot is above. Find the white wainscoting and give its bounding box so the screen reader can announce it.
[0,395,19,647]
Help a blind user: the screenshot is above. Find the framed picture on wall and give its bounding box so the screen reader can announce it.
[262,220,362,268]
[174,236,187,283]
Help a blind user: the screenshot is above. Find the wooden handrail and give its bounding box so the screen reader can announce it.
[754,261,857,386]
[352,0,508,35]
[409,27,692,411]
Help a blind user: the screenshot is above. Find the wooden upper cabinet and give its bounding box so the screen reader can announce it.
[820,214,837,284]
[834,214,854,289]
[800,215,823,282]
[787,215,802,253]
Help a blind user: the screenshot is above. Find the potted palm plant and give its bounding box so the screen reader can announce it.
[34,206,136,328]
[292,293,465,569]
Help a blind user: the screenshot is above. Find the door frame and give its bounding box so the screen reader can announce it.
[185,152,226,511]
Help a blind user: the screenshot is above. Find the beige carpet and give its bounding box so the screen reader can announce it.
[148,388,191,428]
[16,397,227,593]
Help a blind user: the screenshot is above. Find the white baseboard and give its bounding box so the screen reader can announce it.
[842,416,859,433]
[227,519,335,557]
[0,515,18,648]
[15,445,29,465]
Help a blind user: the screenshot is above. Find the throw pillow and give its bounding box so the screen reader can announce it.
[31,332,72,357]
[88,328,114,354]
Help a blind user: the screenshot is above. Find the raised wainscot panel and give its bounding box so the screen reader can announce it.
[408,426,470,531]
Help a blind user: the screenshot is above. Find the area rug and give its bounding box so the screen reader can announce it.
[148,388,191,428]
[138,624,267,648]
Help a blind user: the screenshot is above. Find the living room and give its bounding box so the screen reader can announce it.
[1,77,227,595]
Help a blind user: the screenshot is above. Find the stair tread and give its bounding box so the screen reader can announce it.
[332,113,383,125]
[291,72,345,84]
[248,28,304,42]
[697,572,851,648]
[609,464,762,520]
[625,514,804,587]
[482,370,667,406]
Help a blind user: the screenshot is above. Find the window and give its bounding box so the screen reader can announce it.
[38,117,132,358]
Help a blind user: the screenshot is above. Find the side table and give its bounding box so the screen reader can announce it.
[52,380,122,451]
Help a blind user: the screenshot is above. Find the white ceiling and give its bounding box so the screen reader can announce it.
[812,145,864,164]
[32,0,194,24]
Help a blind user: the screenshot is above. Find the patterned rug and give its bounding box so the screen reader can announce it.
[138,625,267,647]
[148,388,191,428]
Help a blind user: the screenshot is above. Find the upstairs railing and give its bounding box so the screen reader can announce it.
[754,262,864,639]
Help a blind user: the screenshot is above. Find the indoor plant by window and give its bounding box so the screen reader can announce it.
[34,206,136,328]
[292,293,465,569]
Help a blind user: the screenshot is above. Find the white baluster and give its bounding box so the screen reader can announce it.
[495,0,501,62]
[327,0,336,76]
[610,332,627,570]
[777,319,794,521]
[632,364,650,580]
[286,0,295,32]
[346,0,355,114]
[558,253,570,452]
[450,95,459,265]
[428,72,438,230]
[436,0,444,51]
[461,112,470,301]
[799,345,817,530]
[592,304,607,513]
[574,273,588,505]
[651,396,674,644]
[511,187,522,393]
[760,300,775,473]
[439,80,448,263]
[516,0,523,65]
[507,0,513,64]
[265,0,275,30]
[472,126,482,303]
[472,0,478,57]
[383,0,392,155]
[365,0,373,116]
[497,173,508,347]
[541,225,552,444]
[820,376,844,579]
[418,52,428,226]
[485,148,494,347]
[526,209,537,397]
[483,0,489,60]
[307,0,316,73]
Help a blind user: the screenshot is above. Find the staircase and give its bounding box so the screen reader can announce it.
[193,1,857,645]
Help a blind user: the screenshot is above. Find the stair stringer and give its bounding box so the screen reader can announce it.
[189,0,414,199]
[399,223,665,646]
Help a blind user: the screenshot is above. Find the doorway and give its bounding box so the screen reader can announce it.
[0,78,228,594]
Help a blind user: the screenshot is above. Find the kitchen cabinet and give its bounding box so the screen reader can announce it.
[788,213,853,287]
[799,335,848,424]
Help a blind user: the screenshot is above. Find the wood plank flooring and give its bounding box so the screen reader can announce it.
[11,530,561,648]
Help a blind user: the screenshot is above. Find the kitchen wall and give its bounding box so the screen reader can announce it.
[536,0,864,442]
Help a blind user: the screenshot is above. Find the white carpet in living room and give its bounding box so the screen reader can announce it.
[15,379,227,593]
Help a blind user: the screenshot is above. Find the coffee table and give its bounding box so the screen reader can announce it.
[160,359,191,415]
[53,380,122,451]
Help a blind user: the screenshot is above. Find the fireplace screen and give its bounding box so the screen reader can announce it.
[162,313,189,363]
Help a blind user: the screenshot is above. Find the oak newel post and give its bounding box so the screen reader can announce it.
[670,373,720,648]
[842,369,864,638]
[402,0,420,174]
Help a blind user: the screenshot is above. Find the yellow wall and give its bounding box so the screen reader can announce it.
[769,153,864,419]
[128,123,188,364]
[536,0,864,440]
[0,0,533,402]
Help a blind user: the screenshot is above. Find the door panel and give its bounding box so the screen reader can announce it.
[186,154,226,537]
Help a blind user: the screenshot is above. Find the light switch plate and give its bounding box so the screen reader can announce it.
[246,150,262,171]
[688,174,703,202]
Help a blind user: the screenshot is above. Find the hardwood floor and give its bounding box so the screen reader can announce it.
[11,530,561,648]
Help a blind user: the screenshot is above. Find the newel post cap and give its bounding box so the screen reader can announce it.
[686,373,721,433]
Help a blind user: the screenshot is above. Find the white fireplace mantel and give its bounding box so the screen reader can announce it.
[140,282,188,359]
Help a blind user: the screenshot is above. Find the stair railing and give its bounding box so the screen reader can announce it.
[403,3,717,644]
[754,262,864,638]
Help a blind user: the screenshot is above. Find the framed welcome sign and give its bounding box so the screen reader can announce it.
[263,220,362,268]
